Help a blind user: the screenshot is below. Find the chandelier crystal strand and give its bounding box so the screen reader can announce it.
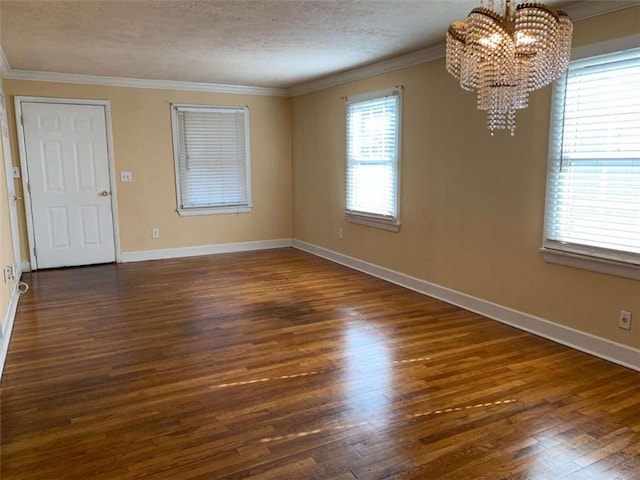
[445,0,573,135]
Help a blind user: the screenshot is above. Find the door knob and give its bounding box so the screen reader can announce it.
[100,190,110,197]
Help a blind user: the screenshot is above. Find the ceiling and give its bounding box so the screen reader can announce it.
[0,1,631,90]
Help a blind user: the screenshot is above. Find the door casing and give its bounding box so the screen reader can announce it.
[0,88,22,278]
[14,97,121,270]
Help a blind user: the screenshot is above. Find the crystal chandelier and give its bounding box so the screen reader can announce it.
[446,0,573,135]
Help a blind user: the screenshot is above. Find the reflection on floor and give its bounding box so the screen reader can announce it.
[1,248,639,479]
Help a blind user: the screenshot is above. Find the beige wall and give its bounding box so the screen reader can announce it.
[1,8,638,351]
[2,81,292,256]
[0,76,19,332]
[292,8,640,349]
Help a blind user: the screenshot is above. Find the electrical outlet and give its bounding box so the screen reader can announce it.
[338,228,344,240]
[4,265,15,283]
[120,171,133,182]
[152,228,160,239]
[618,310,632,330]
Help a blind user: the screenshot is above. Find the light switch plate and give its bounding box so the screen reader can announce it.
[120,171,132,182]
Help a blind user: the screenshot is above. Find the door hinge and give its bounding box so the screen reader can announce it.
[20,115,24,125]
[27,182,31,193]
[33,245,37,257]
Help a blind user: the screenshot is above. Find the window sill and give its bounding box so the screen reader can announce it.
[177,206,252,217]
[540,247,640,280]
[345,212,400,232]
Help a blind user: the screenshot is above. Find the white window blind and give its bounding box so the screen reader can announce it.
[544,47,640,266]
[171,105,251,215]
[346,87,402,230]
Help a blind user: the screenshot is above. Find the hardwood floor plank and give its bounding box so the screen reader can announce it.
[1,248,638,479]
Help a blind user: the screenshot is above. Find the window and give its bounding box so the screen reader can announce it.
[543,47,640,279]
[345,87,402,231]
[171,104,251,216]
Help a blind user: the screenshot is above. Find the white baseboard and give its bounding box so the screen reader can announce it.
[21,260,31,273]
[121,238,293,263]
[292,239,640,372]
[0,284,21,380]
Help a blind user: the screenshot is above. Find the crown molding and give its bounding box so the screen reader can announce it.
[0,68,289,97]
[288,44,445,97]
[562,0,640,22]
[1,1,637,97]
[0,46,10,77]
[287,0,640,97]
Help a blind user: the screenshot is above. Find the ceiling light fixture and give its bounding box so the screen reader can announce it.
[446,0,573,135]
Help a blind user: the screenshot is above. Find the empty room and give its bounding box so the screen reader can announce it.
[0,0,639,478]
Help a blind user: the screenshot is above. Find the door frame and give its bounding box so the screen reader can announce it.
[0,87,22,278]
[14,97,122,270]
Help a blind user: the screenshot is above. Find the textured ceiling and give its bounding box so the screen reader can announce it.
[0,0,586,89]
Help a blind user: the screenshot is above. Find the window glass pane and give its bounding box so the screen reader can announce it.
[173,106,250,211]
[347,163,394,215]
[544,48,640,264]
[346,90,400,220]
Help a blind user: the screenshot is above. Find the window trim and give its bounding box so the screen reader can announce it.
[171,103,252,217]
[345,86,402,232]
[540,248,639,280]
[542,36,640,279]
[345,212,400,232]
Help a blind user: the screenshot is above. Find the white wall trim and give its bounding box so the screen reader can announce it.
[541,248,640,281]
[0,284,21,381]
[562,1,640,22]
[2,69,290,97]
[103,102,123,264]
[0,46,10,77]
[121,238,293,263]
[1,2,635,98]
[293,239,640,372]
[20,261,31,273]
[288,2,640,96]
[289,45,445,97]
[0,86,22,277]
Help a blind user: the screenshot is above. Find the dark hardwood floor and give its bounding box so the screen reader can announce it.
[1,248,639,479]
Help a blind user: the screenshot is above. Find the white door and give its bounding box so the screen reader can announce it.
[0,90,21,276]
[21,102,115,269]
